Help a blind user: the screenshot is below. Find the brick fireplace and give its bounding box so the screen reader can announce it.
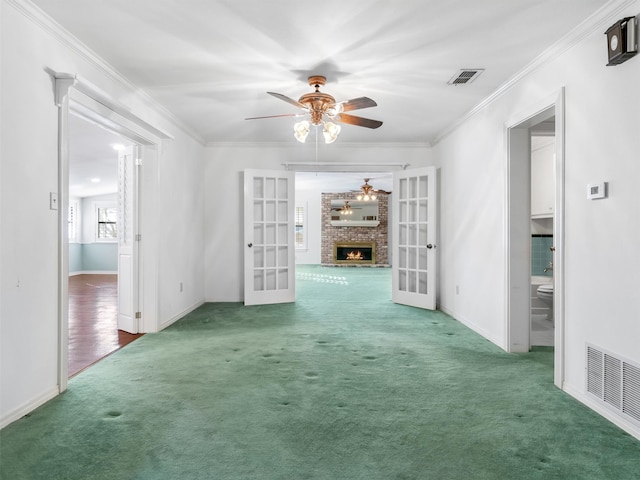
[321,192,389,265]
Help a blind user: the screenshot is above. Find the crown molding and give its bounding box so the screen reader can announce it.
[7,0,206,145]
[281,162,410,172]
[431,0,637,146]
[205,141,431,149]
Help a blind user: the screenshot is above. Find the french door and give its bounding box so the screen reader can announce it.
[243,169,295,306]
[392,166,438,310]
[117,146,139,332]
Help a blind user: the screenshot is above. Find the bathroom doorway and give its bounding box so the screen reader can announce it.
[506,89,565,388]
[530,127,555,347]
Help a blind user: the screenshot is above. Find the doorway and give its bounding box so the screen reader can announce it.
[506,89,565,388]
[293,168,437,311]
[530,126,555,347]
[67,114,141,377]
[53,71,166,391]
[294,171,393,267]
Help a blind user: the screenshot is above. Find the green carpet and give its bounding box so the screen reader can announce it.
[1,265,639,479]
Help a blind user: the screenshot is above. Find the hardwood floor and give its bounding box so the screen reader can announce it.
[68,274,143,378]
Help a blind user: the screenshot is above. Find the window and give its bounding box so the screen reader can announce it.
[295,204,306,250]
[97,205,117,241]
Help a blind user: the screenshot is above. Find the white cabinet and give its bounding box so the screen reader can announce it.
[531,137,555,218]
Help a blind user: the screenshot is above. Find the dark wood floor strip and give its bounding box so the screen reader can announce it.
[68,274,143,377]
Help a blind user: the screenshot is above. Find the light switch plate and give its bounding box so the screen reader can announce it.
[587,182,607,200]
[50,192,58,210]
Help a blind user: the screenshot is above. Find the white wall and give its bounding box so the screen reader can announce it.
[156,131,205,328]
[294,187,322,265]
[203,144,431,301]
[0,0,205,426]
[433,3,640,437]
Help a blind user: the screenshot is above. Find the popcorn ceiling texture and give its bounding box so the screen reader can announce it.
[321,193,389,265]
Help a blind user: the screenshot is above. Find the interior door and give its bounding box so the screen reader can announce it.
[117,146,139,332]
[244,169,295,306]
[392,166,437,310]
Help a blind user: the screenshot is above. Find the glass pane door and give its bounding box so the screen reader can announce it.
[392,167,437,310]
[244,169,295,305]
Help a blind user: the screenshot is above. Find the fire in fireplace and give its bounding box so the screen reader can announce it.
[334,242,376,264]
[346,250,365,260]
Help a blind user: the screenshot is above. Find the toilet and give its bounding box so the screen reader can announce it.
[536,284,554,321]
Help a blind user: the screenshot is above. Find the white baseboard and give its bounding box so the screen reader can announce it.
[563,383,640,442]
[0,386,59,430]
[159,300,205,331]
[437,304,505,350]
[205,297,243,303]
[69,271,117,276]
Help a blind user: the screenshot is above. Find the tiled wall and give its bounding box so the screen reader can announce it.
[321,193,389,265]
[531,235,553,276]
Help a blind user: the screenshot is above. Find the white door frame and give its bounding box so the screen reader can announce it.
[52,72,168,392]
[505,88,565,388]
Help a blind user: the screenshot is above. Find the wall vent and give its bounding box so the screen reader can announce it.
[447,69,484,85]
[586,344,640,425]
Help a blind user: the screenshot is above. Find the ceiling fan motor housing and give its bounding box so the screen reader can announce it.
[298,76,337,125]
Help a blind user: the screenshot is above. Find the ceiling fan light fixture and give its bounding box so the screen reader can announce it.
[322,122,341,144]
[325,103,344,118]
[293,120,310,143]
[357,178,382,201]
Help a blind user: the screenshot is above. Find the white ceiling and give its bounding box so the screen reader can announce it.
[39,0,606,195]
[68,114,131,198]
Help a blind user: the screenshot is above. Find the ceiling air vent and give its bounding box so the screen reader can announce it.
[447,69,484,86]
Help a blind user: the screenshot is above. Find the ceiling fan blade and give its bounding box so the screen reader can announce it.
[339,96,377,112]
[245,113,302,120]
[267,92,308,110]
[337,113,383,129]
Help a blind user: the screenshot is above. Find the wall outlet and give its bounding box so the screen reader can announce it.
[180,282,183,292]
[455,285,460,295]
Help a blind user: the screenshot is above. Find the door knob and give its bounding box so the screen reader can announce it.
[426,244,435,249]
[247,243,253,248]
[550,246,555,252]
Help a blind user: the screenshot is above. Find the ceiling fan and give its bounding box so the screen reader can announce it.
[354,178,391,201]
[245,75,383,143]
[331,200,359,214]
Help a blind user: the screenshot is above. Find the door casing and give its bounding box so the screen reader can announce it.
[505,88,565,388]
[53,72,164,392]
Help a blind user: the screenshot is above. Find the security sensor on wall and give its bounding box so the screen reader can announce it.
[605,16,638,66]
